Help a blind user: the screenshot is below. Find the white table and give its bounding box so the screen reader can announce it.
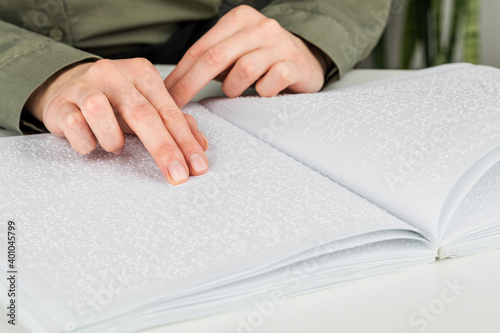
[2,68,499,333]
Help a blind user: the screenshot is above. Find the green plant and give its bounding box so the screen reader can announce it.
[402,0,480,68]
[372,0,480,69]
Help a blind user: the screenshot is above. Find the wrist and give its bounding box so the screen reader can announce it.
[25,59,98,122]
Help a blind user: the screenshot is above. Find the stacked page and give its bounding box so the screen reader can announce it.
[0,63,499,332]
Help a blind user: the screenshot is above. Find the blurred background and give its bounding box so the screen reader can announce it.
[359,0,500,69]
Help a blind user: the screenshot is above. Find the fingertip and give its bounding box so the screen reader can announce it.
[166,160,190,185]
[188,152,209,175]
[71,138,97,155]
[113,146,124,155]
[254,78,282,98]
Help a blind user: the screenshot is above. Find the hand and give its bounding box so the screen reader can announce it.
[25,58,209,185]
[165,5,330,108]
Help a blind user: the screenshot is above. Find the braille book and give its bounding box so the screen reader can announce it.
[1,63,499,333]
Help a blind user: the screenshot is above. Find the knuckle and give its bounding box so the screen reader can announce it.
[142,73,161,91]
[81,94,108,116]
[132,57,153,67]
[237,58,258,79]
[185,45,205,62]
[63,112,84,130]
[231,5,256,19]
[129,103,155,122]
[273,65,291,85]
[204,47,225,67]
[89,59,115,75]
[158,105,184,123]
[130,57,156,73]
[222,5,262,27]
[261,18,282,34]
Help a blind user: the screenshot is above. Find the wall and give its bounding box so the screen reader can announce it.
[480,0,500,68]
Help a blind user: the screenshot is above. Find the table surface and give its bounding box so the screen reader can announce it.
[2,67,499,333]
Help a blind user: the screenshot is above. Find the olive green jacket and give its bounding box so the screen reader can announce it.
[0,0,391,133]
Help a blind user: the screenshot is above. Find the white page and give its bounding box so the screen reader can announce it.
[201,64,500,239]
[439,162,500,258]
[0,104,424,332]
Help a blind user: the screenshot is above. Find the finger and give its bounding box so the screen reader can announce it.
[221,47,282,98]
[255,62,296,97]
[105,81,190,184]
[184,114,209,151]
[134,69,209,175]
[114,111,135,135]
[167,30,267,107]
[75,88,125,155]
[214,67,232,82]
[57,103,97,155]
[165,6,261,89]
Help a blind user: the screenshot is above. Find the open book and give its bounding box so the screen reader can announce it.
[1,63,499,332]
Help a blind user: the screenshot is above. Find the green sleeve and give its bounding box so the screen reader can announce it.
[0,20,99,134]
[260,0,392,80]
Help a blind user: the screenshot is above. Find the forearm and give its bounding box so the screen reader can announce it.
[0,20,99,133]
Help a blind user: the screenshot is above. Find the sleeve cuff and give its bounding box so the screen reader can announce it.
[0,39,99,134]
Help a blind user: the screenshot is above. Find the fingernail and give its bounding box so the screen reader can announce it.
[168,160,188,183]
[199,130,209,150]
[189,153,208,174]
